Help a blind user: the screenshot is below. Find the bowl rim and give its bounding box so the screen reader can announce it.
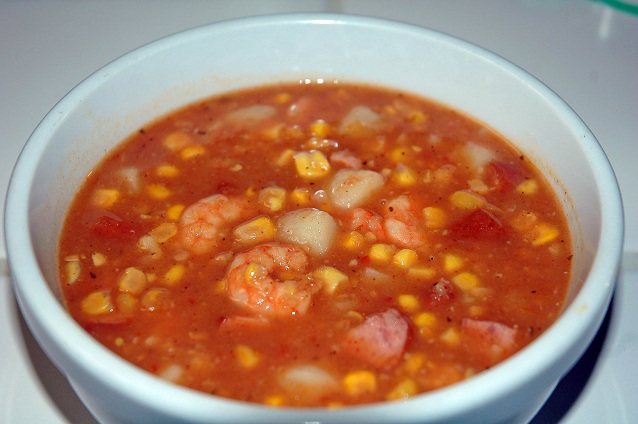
[3,12,624,421]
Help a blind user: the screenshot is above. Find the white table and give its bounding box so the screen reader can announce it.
[2,1,637,422]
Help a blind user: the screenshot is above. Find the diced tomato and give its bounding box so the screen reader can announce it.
[342,309,409,371]
[90,215,138,239]
[451,209,507,241]
[486,160,528,192]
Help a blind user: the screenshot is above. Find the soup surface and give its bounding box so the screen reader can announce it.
[59,81,571,407]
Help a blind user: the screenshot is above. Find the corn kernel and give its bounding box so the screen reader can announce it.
[276,148,296,167]
[413,312,437,331]
[531,223,559,246]
[118,267,147,294]
[392,249,418,268]
[469,305,485,317]
[441,328,460,345]
[150,222,178,243]
[407,109,427,123]
[343,231,365,250]
[180,144,206,160]
[387,378,419,400]
[91,252,107,267]
[313,266,349,294]
[114,337,124,347]
[164,132,191,151]
[65,260,81,284]
[293,150,331,180]
[369,243,395,262]
[517,179,538,195]
[274,92,291,103]
[390,147,410,162]
[233,216,276,244]
[263,123,284,140]
[450,190,486,209]
[163,263,186,286]
[81,290,113,315]
[422,206,446,229]
[259,187,286,212]
[289,188,311,206]
[452,272,480,290]
[264,395,285,407]
[468,178,490,194]
[141,288,169,311]
[166,204,185,221]
[309,119,331,138]
[407,266,436,280]
[444,254,464,272]
[156,164,179,178]
[343,371,377,396]
[397,294,420,313]
[92,188,120,208]
[403,353,425,374]
[235,344,260,369]
[393,164,418,186]
[147,184,171,199]
[116,293,137,314]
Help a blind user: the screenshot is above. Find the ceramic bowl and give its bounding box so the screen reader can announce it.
[4,14,623,424]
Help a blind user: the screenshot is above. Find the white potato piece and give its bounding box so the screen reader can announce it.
[463,141,496,171]
[278,364,339,404]
[278,208,337,256]
[340,105,383,132]
[328,169,385,209]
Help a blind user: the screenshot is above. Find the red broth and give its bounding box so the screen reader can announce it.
[58,82,571,407]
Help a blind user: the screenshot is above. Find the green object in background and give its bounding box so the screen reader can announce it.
[596,0,638,15]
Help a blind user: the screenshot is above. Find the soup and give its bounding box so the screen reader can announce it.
[58,81,571,407]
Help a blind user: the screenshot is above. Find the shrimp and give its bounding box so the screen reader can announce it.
[350,208,386,242]
[226,242,317,318]
[383,195,426,248]
[178,194,253,255]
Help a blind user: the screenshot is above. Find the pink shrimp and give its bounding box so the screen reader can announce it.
[350,208,386,241]
[178,194,253,255]
[383,195,426,248]
[226,242,317,318]
[329,149,362,170]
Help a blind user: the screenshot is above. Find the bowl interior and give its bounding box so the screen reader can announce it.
[6,14,622,424]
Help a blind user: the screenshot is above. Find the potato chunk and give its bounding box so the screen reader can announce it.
[277,208,337,256]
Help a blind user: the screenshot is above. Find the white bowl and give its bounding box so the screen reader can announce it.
[4,13,623,424]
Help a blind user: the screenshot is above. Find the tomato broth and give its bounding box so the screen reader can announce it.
[58,82,572,407]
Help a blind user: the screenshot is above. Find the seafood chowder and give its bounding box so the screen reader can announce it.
[59,82,572,407]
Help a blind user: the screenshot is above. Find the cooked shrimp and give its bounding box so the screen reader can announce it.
[329,149,362,170]
[383,195,426,248]
[178,194,252,255]
[226,242,317,317]
[350,208,386,241]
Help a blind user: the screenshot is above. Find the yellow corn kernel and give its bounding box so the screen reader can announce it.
[393,164,418,187]
[392,249,418,268]
[276,148,296,167]
[449,190,486,210]
[469,305,485,317]
[289,188,311,206]
[229,163,243,172]
[403,353,425,374]
[343,370,377,396]
[444,254,464,273]
[390,147,410,162]
[440,328,460,345]
[147,184,171,199]
[166,204,185,221]
[274,92,292,103]
[263,123,283,140]
[452,272,480,290]
[259,187,286,212]
[91,252,107,267]
[81,290,113,315]
[531,223,559,246]
[180,144,206,160]
[114,337,124,347]
[343,231,365,250]
[397,294,420,313]
[235,344,260,369]
[233,216,276,244]
[264,395,285,407]
[116,293,137,314]
[156,164,179,178]
[118,267,147,294]
[313,266,349,294]
[309,119,331,138]
[407,109,427,123]
[369,243,395,262]
[140,288,169,311]
[407,266,436,280]
[423,206,446,229]
[468,178,490,194]
[293,150,331,180]
[164,132,191,151]
[92,188,120,208]
[150,222,178,243]
[65,260,81,284]
[413,312,437,335]
[517,179,538,195]
[386,378,419,401]
[163,263,186,286]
